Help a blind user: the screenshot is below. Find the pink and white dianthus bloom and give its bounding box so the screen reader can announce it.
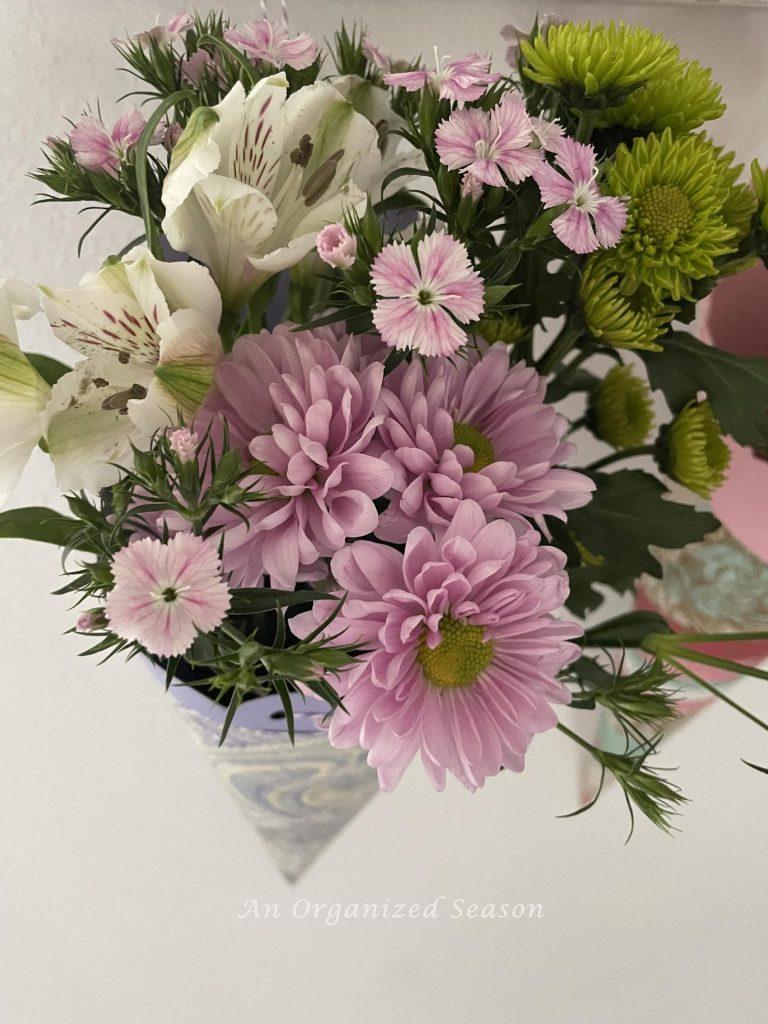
[316,223,358,269]
[293,500,580,791]
[532,137,628,254]
[224,19,319,70]
[168,427,198,463]
[370,233,485,357]
[362,36,391,72]
[435,92,542,188]
[373,344,594,542]
[70,107,146,177]
[385,50,500,104]
[105,533,231,658]
[203,326,391,589]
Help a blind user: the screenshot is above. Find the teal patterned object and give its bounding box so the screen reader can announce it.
[154,667,379,883]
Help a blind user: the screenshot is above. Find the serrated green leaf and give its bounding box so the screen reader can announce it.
[641,331,768,445]
[568,470,719,582]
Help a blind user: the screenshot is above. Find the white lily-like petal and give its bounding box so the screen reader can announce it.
[161,75,381,310]
[39,248,224,492]
[128,308,222,436]
[0,279,50,505]
[45,353,154,493]
[40,245,222,361]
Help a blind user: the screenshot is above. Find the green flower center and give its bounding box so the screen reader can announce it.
[453,421,495,471]
[635,184,694,242]
[162,587,178,603]
[417,288,434,306]
[417,617,494,689]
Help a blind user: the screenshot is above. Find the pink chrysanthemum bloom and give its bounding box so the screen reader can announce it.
[435,92,542,188]
[370,233,485,357]
[533,137,628,254]
[294,500,580,791]
[224,19,319,70]
[70,107,146,177]
[385,50,500,104]
[105,534,231,658]
[374,345,594,541]
[203,326,391,588]
[316,223,357,269]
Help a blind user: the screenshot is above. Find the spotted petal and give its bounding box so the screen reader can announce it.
[44,353,154,492]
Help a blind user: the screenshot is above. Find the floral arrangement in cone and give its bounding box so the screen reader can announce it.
[3,10,768,833]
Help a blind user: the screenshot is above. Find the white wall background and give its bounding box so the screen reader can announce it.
[1,3,768,1022]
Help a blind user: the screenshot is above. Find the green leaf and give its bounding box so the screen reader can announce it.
[568,470,719,582]
[26,353,70,386]
[229,587,335,616]
[641,331,768,446]
[135,89,193,258]
[584,611,671,649]
[0,506,94,551]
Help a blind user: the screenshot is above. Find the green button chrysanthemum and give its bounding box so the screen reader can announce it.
[600,56,725,135]
[475,313,529,346]
[580,255,674,351]
[660,401,730,498]
[520,21,679,107]
[592,365,655,450]
[605,129,741,300]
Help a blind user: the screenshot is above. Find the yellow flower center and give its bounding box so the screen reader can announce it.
[635,184,694,243]
[417,617,494,689]
[453,421,495,471]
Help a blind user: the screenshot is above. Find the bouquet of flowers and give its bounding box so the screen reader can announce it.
[3,9,768,834]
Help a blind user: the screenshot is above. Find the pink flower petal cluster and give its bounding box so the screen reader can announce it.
[294,500,580,791]
[362,37,391,72]
[370,233,485,357]
[224,19,319,70]
[374,345,594,541]
[105,533,231,658]
[70,107,146,177]
[204,326,391,589]
[168,427,198,463]
[435,91,542,191]
[316,223,357,269]
[533,137,628,254]
[385,52,500,104]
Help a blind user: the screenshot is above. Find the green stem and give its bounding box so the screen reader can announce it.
[666,657,768,735]
[587,444,657,471]
[575,109,599,143]
[663,630,768,645]
[557,721,599,756]
[537,322,584,375]
[551,349,592,390]
[567,414,589,435]
[669,646,768,683]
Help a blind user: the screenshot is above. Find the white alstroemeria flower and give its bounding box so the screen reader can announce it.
[0,279,50,504]
[40,246,223,492]
[161,74,382,310]
[330,74,426,202]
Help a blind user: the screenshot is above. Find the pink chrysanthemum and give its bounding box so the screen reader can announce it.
[370,233,485,357]
[385,51,500,104]
[70,107,146,177]
[532,137,628,254]
[203,326,391,589]
[294,500,580,791]
[224,19,319,70]
[374,345,594,541]
[105,533,231,658]
[435,92,542,188]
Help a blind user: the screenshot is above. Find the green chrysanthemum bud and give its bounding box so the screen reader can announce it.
[475,313,528,346]
[592,365,654,450]
[605,129,742,300]
[520,21,679,107]
[600,57,725,134]
[660,401,730,498]
[580,256,674,351]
